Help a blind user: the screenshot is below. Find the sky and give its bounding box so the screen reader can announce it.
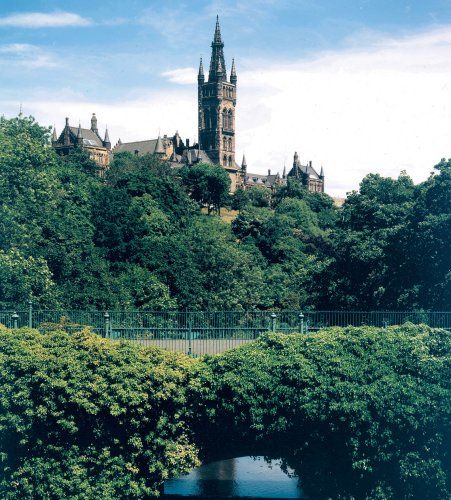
[1,1,451,196]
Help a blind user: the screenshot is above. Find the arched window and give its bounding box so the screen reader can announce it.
[223,155,227,166]
[223,137,227,150]
[228,156,233,167]
[204,110,210,129]
[222,108,228,129]
[228,109,233,130]
[228,138,232,151]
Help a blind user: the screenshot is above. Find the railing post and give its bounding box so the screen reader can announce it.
[298,312,304,334]
[104,311,110,338]
[270,312,277,333]
[28,299,33,328]
[12,312,19,330]
[188,317,193,356]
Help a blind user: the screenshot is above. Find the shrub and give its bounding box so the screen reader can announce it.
[0,327,199,499]
[192,324,450,499]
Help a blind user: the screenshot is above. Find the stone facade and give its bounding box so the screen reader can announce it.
[197,17,241,191]
[286,152,325,193]
[52,114,111,175]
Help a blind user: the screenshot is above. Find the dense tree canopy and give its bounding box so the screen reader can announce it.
[1,324,449,498]
[0,115,449,310]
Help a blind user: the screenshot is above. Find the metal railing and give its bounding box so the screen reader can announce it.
[1,306,450,356]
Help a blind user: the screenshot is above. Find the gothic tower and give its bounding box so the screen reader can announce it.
[198,16,236,170]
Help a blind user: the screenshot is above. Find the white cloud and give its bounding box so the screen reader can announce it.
[0,43,58,68]
[0,11,92,28]
[3,25,451,196]
[235,26,451,196]
[162,68,197,85]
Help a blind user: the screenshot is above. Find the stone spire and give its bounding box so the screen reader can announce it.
[241,154,247,170]
[320,165,324,178]
[241,154,247,183]
[208,16,227,82]
[154,135,165,156]
[52,125,57,143]
[198,57,205,83]
[282,163,286,179]
[103,127,111,149]
[230,58,237,84]
[91,113,98,134]
[214,15,222,43]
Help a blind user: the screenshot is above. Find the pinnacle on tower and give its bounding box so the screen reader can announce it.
[209,16,227,82]
[104,127,111,149]
[217,56,223,76]
[52,125,57,143]
[230,58,237,84]
[320,165,324,178]
[241,154,247,170]
[198,57,205,82]
[213,15,222,43]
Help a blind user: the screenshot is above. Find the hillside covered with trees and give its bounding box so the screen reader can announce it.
[0,115,449,311]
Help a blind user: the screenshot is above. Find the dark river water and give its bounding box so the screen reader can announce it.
[163,456,306,499]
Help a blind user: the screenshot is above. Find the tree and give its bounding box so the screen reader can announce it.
[0,327,199,499]
[405,159,451,309]
[180,163,231,214]
[0,249,60,308]
[321,172,418,309]
[192,324,450,499]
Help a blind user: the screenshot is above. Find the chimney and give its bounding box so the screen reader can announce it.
[186,138,190,148]
[268,169,271,176]
[309,161,312,168]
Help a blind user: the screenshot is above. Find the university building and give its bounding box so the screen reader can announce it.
[52,18,325,194]
[52,114,111,176]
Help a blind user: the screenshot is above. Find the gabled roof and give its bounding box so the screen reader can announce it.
[246,172,281,187]
[113,138,160,155]
[60,126,104,147]
[288,162,321,180]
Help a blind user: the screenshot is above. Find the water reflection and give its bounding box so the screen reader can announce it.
[164,456,306,498]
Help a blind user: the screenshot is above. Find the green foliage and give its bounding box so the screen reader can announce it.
[0,327,199,499]
[180,162,231,214]
[231,185,272,209]
[0,324,448,498]
[0,115,449,311]
[192,324,451,499]
[0,248,59,308]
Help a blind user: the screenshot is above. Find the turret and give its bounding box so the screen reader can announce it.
[198,57,205,84]
[230,58,237,85]
[103,127,111,150]
[52,125,57,144]
[91,113,98,134]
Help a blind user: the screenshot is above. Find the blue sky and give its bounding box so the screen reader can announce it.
[1,1,451,195]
